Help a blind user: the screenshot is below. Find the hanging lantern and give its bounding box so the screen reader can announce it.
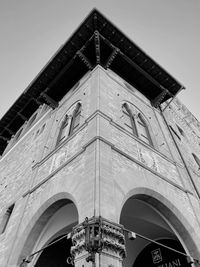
[84,217,103,262]
[71,216,126,264]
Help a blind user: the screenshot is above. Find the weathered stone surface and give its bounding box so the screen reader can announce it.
[1,67,200,266]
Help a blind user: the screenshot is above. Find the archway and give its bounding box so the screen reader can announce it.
[120,193,195,267]
[32,202,78,266]
[15,195,78,266]
[34,235,72,267]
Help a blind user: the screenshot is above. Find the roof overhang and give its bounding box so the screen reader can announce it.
[0,9,185,155]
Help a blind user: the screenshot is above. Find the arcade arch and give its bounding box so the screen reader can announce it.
[15,194,78,266]
[32,203,77,266]
[119,189,199,267]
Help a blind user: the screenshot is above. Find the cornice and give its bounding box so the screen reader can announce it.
[0,9,185,155]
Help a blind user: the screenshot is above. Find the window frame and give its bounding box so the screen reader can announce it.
[68,102,81,136]
[56,102,81,146]
[136,113,153,146]
[169,125,181,141]
[0,204,15,234]
[192,153,200,170]
[122,103,153,146]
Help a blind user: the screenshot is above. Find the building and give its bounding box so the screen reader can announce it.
[0,9,200,267]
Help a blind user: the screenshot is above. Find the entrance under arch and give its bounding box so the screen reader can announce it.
[120,197,191,267]
[17,198,78,267]
[35,235,72,267]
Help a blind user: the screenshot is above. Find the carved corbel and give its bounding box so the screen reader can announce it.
[152,88,169,108]
[70,217,126,262]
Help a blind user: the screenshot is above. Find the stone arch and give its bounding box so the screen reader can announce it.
[55,100,82,146]
[119,187,200,261]
[121,101,151,126]
[121,101,153,146]
[11,192,78,266]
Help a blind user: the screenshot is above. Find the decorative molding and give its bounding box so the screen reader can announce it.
[152,89,168,108]
[24,110,192,197]
[77,51,93,70]
[71,228,86,256]
[94,31,100,64]
[105,48,119,69]
[101,223,126,259]
[71,217,126,261]
[40,92,58,109]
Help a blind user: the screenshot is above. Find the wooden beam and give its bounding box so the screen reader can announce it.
[70,41,79,50]
[77,51,93,70]
[18,112,28,121]
[94,31,100,64]
[93,12,98,30]
[151,89,169,108]
[118,50,170,94]
[40,92,58,109]
[0,136,9,142]
[105,47,119,69]
[5,127,15,136]
[33,97,44,106]
[46,54,78,90]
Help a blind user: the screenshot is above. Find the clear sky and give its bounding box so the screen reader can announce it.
[0,0,199,120]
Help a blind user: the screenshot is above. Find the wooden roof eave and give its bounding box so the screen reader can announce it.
[0,9,185,155]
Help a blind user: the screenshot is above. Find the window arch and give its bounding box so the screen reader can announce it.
[57,102,81,145]
[0,204,15,234]
[14,127,23,142]
[68,102,81,135]
[176,124,185,137]
[192,153,200,170]
[169,125,181,141]
[28,112,38,127]
[122,103,152,146]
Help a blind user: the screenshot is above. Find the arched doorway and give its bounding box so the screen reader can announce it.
[34,235,72,267]
[120,196,193,267]
[31,202,78,266]
[16,196,78,266]
[133,238,187,267]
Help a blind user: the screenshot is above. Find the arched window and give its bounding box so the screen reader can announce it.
[122,103,152,146]
[0,204,14,234]
[14,127,23,142]
[28,113,38,127]
[136,113,152,145]
[122,103,137,135]
[192,153,200,170]
[176,124,185,137]
[57,114,70,144]
[169,125,181,141]
[57,102,81,145]
[68,102,81,136]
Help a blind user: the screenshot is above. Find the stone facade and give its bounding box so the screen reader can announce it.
[0,66,200,266]
[0,10,200,265]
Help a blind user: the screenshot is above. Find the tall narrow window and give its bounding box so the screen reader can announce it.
[57,102,81,145]
[122,103,152,146]
[69,102,81,136]
[169,125,181,141]
[192,153,200,170]
[0,204,14,234]
[57,114,70,144]
[28,113,38,127]
[14,127,23,142]
[176,124,185,137]
[136,113,152,146]
[122,103,137,135]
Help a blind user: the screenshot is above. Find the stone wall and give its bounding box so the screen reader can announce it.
[0,66,200,266]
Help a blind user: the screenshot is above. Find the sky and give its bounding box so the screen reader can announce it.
[0,0,199,120]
